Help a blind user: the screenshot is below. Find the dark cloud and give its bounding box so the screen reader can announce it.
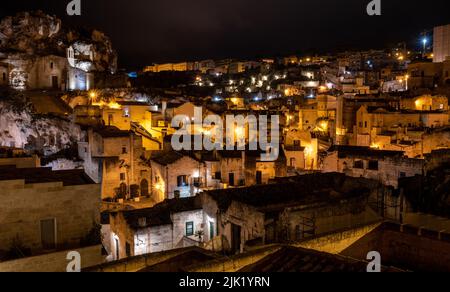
[1,0,449,69]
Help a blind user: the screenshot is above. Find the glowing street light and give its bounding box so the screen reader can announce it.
[422,38,428,55]
[89,90,97,100]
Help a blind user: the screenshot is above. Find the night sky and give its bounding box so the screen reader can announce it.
[1,0,449,69]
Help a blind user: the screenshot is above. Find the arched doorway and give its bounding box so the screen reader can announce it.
[140,179,149,197]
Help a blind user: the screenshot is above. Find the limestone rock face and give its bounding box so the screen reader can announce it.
[0,11,117,73]
[67,29,118,73]
[0,11,64,56]
[0,98,84,156]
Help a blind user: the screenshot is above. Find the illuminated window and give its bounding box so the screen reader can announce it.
[186,222,194,236]
[123,108,130,118]
[177,175,188,187]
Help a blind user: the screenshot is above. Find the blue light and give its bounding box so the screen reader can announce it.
[422,38,428,45]
[128,72,138,78]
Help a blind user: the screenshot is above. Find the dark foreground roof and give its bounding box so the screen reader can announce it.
[121,196,202,230]
[239,246,402,272]
[328,145,405,159]
[206,173,372,212]
[138,250,215,272]
[94,126,131,138]
[0,166,95,186]
[151,151,185,166]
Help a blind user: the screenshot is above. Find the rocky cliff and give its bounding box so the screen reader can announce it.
[0,11,117,72]
[0,93,84,156]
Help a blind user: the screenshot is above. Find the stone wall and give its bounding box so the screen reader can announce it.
[85,246,210,272]
[282,199,380,242]
[341,222,450,272]
[186,245,281,272]
[294,222,382,254]
[80,131,151,199]
[322,151,424,188]
[0,156,40,168]
[29,55,67,90]
[202,194,265,253]
[220,157,244,186]
[109,209,205,260]
[172,210,204,249]
[0,245,103,272]
[0,180,101,253]
[151,156,205,200]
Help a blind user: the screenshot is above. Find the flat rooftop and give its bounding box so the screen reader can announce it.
[0,166,95,186]
[120,196,202,230]
[206,173,374,212]
[328,145,405,159]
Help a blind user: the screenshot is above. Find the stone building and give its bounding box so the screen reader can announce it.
[215,150,245,187]
[298,102,319,131]
[107,196,204,260]
[87,220,450,272]
[285,129,319,170]
[1,54,67,90]
[356,105,449,137]
[400,95,448,112]
[202,173,383,254]
[78,126,152,200]
[0,11,118,92]
[321,146,424,188]
[284,145,306,173]
[407,61,443,89]
[150,151,206,201]
[190,149,287,188]
[434,24,450,63]
[66,37,118,91]
[244,149,287,186]
[0,166,103,272]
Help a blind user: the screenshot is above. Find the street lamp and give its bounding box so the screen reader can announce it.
[422,38,428,55]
